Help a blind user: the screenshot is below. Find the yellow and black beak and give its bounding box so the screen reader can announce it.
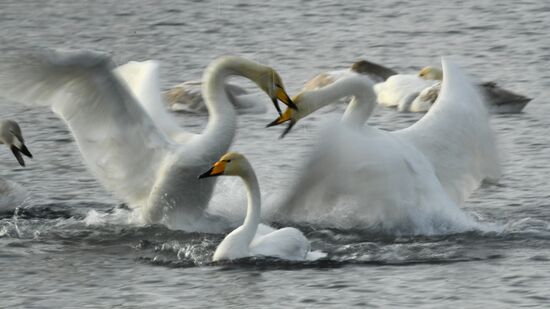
[198,160,226,179]
[272,86,298,115]
[266,108,296,138]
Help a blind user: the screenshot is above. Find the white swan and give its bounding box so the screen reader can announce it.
[0,49,295,230]
[267,59,500,232]
[0,119,33,167]
[199,152,318,261]
[0,119,31,210]
[375,65,531,113]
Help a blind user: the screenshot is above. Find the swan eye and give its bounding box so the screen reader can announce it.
[225,159,232,163]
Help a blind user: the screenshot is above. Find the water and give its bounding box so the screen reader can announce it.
[1,0,550,307]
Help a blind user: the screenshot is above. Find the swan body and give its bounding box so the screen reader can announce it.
[268,59,499,232]
[199,152,315,261]
[0,49,294,230]
[373,74,438,110]
[0,119,33,167]
[0,177,27,211]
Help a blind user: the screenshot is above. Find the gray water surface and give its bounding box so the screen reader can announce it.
[1,0,550,308]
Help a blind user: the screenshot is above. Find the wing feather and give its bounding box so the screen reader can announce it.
[0,49,173,207]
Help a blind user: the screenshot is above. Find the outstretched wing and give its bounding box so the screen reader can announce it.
[0,49,174,207]
[114,61,197,144]
[396,58,501,206]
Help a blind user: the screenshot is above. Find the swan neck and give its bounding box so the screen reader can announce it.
[340,78,377,126]
[240,163,261,244]
[303,76,376,126]
[198,57,266,159]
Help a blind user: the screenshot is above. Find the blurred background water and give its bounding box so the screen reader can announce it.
[0,0,549,307]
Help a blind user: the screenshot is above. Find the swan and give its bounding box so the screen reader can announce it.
[375,65,531,113]
[199,152,318,261]
[267,59,500,232]
[0,49,296,230]
[164,59,396,114]
[0,119,33,167]
[413,66,532,113]
[0,119,31,210]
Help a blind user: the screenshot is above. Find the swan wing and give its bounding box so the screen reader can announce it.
[409,82,440,112]
[0,49,174,207]
[114,61,197,144]
[250,227,310,260]
[396,58,501,206]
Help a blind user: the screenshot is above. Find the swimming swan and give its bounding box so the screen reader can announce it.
[375,65,531,113]
[199,152,316,261]
[0,119,32,167]
[414,66,532,113]
[0,49,295,229]
[267,59,500,230]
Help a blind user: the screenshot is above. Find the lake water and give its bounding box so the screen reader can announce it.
[1,0,549,307]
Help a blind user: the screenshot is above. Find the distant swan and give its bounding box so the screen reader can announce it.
[0,49,295,230]
[412,66,532,113]
[199,152,321,261]
[375,65,531,113]
[0,119,33,167]
[267,59,500,232]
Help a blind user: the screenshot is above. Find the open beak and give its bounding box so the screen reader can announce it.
[198,161,226,179]
[10,144,32,167]
[272,87,298,115]
[266,108,296,138]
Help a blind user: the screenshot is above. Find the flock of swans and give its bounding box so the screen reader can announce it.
[0,48,521,261]
[165,59,530,115]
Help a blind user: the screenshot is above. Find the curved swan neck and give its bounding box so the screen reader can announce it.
[198,57,267,159]
[238,160,262,245]
[301,76,377,127]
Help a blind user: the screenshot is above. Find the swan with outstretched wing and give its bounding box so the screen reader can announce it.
[0,49,295,231]
[267,59,499,233]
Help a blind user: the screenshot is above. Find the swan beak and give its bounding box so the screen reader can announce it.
[272,87,298,115]
[267,108,292,127]
[198,161,226,179]
[266,108,296,138]
[10,144,33,167]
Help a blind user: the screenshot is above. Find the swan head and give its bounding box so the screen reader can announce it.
[255,68,298,115]
[198,152,250,179]
[266,91,319,138]
[418,66,443,80]
[0,120,33,167]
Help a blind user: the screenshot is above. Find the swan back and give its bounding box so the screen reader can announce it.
[374,74,437,108]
